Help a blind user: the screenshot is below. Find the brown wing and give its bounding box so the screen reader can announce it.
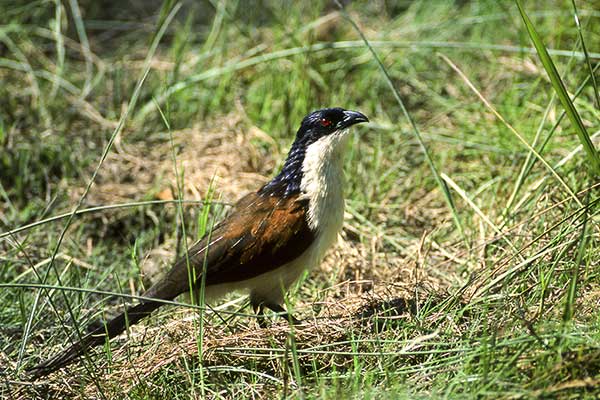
[143,192,315,301]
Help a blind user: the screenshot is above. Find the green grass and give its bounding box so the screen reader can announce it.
[1,0,599,399]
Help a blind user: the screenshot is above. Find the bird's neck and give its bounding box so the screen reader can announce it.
[260,140,306,197]
[260,130,350,201]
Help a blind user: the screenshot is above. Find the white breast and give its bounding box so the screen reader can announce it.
[299,128,350,263]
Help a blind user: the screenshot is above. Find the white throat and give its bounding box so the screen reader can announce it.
[299,129,350,261]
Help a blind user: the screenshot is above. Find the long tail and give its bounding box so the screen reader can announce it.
[27,300,162,379]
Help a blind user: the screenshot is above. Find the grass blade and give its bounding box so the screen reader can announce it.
[335,1,465,241]
[570,0,600,109]
[516,0,600,176]
[440,53,582,208]
[563,192,591,323]
[17,1,183,375]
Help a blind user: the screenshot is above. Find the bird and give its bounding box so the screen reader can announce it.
[27,107,369,379]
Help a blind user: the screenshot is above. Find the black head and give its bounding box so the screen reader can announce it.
[295,107,369,145]
[260,107,369,198]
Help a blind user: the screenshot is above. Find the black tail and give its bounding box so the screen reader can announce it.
[27,301,161,379]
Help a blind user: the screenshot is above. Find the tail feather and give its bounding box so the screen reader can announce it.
[27,301,161,379]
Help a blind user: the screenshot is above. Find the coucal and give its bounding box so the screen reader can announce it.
[28,107,368,378]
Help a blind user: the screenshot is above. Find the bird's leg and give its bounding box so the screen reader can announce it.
[252,300,269,328]
[250,291,301,326]
[263,302,301,325]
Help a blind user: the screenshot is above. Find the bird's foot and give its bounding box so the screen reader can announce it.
[252,301,301,327]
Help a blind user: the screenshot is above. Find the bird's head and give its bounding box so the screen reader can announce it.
[260,107,368,197]
[295,107,369,147]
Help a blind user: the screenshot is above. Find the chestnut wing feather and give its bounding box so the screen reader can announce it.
[143,192,315,301]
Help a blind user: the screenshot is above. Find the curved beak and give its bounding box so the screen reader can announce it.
[338,110,369,129]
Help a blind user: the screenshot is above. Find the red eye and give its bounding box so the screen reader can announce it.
[320,118,332,127]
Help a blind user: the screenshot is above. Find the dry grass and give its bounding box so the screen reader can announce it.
[71,112,278,206]
[27,274,453,399]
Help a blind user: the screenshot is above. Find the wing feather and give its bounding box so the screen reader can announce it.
[143,192,314,300]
